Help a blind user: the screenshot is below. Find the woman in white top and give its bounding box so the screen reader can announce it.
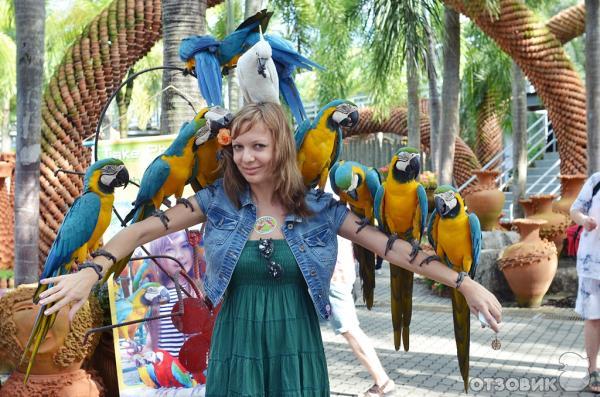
[570,171,600,393]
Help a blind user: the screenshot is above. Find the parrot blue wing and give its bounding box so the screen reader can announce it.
[219,10,272,64]
[135,158,171,206]
[365,168,382,200]
[294,119,313,150]
[416,184,428,240]
[194,52,223,106]
[171,362,193,387]
[468,213,482,279]
[147,364,159,386]
[40,192,102,280]
[116,298,133,324]
[328,161,342,196]
[374,184,385,232]
[266,34,325,71]
[278,69,307,124]
[427,209,439,251]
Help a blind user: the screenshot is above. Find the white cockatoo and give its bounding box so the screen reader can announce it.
[237,27,280,105]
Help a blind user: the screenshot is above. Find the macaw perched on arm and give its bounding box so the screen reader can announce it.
[21,158,130,382]
[330,160,381,309]
[295,99,359,191]
[107,108,219,283]
[218,9,273,73]
[243,33,325,125]
[374,147,427,352]
[428,185,482,393]
[236,27,279,105]
[190,107,234,192]
[116,282,170,341]
[179,36,223,106]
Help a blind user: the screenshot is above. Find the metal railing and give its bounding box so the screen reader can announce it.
[458,111,550,192]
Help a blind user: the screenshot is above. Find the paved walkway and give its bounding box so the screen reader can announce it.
[322,264,594,396]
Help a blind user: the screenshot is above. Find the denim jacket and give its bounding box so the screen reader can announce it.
[194,179,349,319]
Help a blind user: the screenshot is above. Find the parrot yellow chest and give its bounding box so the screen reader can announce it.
[437,213,473,272]
[195,137,222,187]
[298,125,336,184]
[383,180,419,238]
[162,143,195,198]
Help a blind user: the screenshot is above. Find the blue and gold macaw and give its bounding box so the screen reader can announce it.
[330,160,381,309]
[179,10,273,106]
[190,107,234,192]
[243,33,325,125]
[22,158,129,382]
[108,108,218,283]
[374,147,427,352]
[116,282,170,341]
[427,185,481,393]
[295,99,359,190]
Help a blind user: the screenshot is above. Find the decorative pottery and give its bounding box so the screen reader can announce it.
[498,219,558,307]
[553,174,587,215]
[0,161,11,178]
[518,198,537,218]
[0,286,104,397]
[463,169,505,231]
[528,194,570,254]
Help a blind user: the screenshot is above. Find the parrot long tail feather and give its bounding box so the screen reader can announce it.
[32,282,48,305]
[353,243,375,310]
[21,305,57,383]
[451,288,471,393]
[390,265,414,352]
[401,269,414,352]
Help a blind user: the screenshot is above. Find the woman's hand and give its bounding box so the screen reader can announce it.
[458,277,502,333]
[38,268,99,321]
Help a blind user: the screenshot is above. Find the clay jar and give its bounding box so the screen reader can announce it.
[553,174,587,216]
[518,198,537,218]
[498,219,558,307]
[464,169,505,231]
[528,194,570,254]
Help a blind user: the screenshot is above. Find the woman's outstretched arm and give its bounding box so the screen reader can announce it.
[39,196,205,319]
[338,211,502,332]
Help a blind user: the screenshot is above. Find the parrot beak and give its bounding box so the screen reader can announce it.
[195,107,234,147]
[333,104,359,128]
[347,189,358,201]
[394,152,420,181]
[434,191,458,217]
[159,287,170,304]
[113,165,130,189]
[257,57,267,77]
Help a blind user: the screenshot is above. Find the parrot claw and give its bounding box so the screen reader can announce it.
[408,239,421,263]
[385,233,399,256]
[355,217,370,233]
[419,254,442,266]
[314,189,326,201]
[162,198,172,208]
[176,197,194,212]
[153,210,170,230]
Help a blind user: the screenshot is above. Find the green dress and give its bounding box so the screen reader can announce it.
[205,239,329,396]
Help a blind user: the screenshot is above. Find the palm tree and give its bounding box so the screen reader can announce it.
[586,0,600,174]
[511,61,527,218]
[160,0,206,135]
[438,6,460,185]
[425,14,441,173]
[14,0,45,285]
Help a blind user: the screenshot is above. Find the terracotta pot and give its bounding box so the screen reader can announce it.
[464,169,505,231]
[0,161,12,178]
[528,194,570,254]
[518,198,537,217]
[425,187,436,213]
[498,218,558,307]
[553,174,587,215]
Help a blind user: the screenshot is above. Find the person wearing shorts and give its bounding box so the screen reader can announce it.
[570,171,600,393]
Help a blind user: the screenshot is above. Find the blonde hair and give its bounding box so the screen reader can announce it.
[220,102,312,217]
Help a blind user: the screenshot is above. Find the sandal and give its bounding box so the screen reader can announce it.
[589,371,600,394]
[363,379,395,396]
